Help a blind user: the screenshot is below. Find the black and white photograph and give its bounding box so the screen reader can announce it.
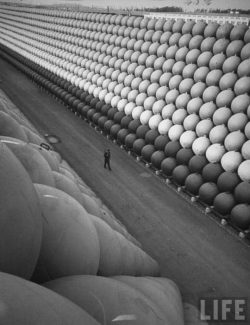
[0,0,249,324]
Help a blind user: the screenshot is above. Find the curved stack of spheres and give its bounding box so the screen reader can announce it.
[0,88,197,324]
[0,5,249,232]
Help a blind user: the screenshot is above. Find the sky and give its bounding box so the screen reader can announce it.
[1,0,250,10]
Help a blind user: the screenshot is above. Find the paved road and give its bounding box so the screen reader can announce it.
[1,58,249,320]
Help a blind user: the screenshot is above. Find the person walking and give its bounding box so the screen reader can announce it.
[104,149,111,170]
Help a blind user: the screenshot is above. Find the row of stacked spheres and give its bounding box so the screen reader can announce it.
[0,4,250,231]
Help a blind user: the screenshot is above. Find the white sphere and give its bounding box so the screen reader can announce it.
[183,114,200,131]
[234,76,250,96]
[206,144,226,163]
[131,77,142,90]
[169,75,182,90]
[98,89,108,101]
[238,160,250,181]
[192,137,211,155]
[244,122,250,139]
[231,94,250,114]
[172,108,188,125]
[136,93,147,106]
[93,87,102,98]
[212,107,232,125]
[142,67,153,80]
[175,93,190,109]
[150,70,163,83]
[227,113,248,132]
[144,96,156,110]
[199,102,217,119]
[111,95,120,108]
[140,110,153,125]
[117,99,128,112]
[221,151,243,172]
[195,119,213,136]
[124,102,136,115]
[126,90,137,103]
[180,131,197,148]
[104,92,114,104]
[158,119,173,135]
[145,54,157,67]
[187,97,203,114]
[179,78,194,93]
[209,125,228,143]
[165,89,179,104]
[161,104,176,119]
[123,74,134,87]
[168,124,184,141]
[156,86,168,100]
[148,114,163,130]
[132,106,144,120]
[139,80,151,93]
[159,72,172,86]
[120,86,131,99]
[241,140,250,159]
[203,86,220,103]
[147,83,159,97]
[152,100,165,114]
[224,131,246,151]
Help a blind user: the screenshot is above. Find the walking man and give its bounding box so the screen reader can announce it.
[104,149,111,170]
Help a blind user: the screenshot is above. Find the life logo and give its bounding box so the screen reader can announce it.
[199,297,248,323]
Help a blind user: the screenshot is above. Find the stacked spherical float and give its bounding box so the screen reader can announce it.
[0,5,249,234]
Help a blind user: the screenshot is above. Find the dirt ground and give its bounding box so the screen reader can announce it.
[0,58,249,322]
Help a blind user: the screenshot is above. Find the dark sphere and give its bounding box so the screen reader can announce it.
[125,133,137,149]
[107,107,117,119]
[136,125,150,139]
[133,138,146,155]
[154,135,170,151]
[98,116,108,129]
[85,94,94,103]
[75,89,83,98]
[199,182,219,206]
[231,204,250,230]
[68,96,77,106]
[164,141,182,158]
[176,148,194,165]
[145,129,159,144]
[76,102,84,113]
[234,182,250,204]
[80,92,88,101]
[117,129,130,143]
[113,111,125,123]
[110,124,121,138]
[120,115,133,129]
[217,171,240,193]
[161,157,177,176]
[189,155,208,173]
[141,144,155,162]
[151,151,166,169]
[90,98,99,108]
[87,108,96,121]
[202,163,223,183]
[92,112,102,124]
[128,119,141,133]
[185,173,203,195]
[104,120,115,133]
[213,192,236,216]
[172,165,190,186]
[79,105,90,118]
[95,100,105,111]
[102,104,112,116]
